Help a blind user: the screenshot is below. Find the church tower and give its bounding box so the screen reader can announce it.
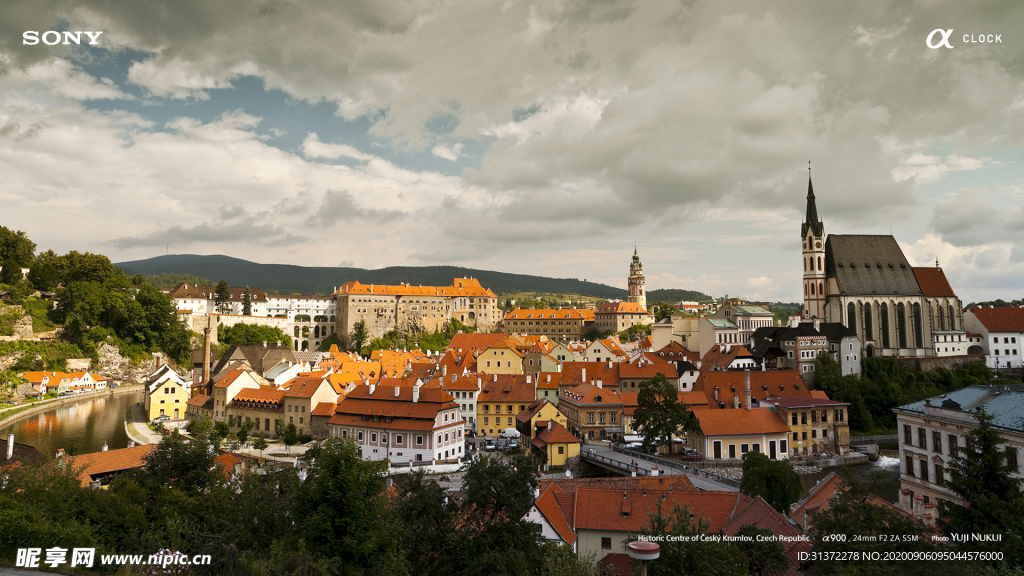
[801,164,826,318]
[627,247,647,310]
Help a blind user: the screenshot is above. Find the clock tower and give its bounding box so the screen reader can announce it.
[627,247,647,310]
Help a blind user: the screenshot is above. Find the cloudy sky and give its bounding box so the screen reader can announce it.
[1,1,1022,303]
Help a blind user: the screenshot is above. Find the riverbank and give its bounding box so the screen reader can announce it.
[0,386,143,431]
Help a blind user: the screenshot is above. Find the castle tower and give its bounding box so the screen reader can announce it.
[627,246,647,310]
[801,163,826,319]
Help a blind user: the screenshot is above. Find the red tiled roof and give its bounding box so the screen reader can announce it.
[334,278,495,297]
[912,267,957,298]
[968,306,1024,332]
[478,375,537,404]
[311,401,337,416]
[282,376,331,398]
[213,369,247,388]
[723,496,810,574]
[596,302,650,314]
[618,361,678,380]
[187,394,211,408]
[560,362,621,390]
[762,394,848,408]
[695,370,808,409]
[447,332,509,353]
[442,375,481,391]
[73,445,153,487]
[573,489,745,532]
[516,399,551,423]
[534,486,578,545]
[504,309,592,320]
[533,422,580,445]
[690,407,790,436]
[561,383,623,406]
[333,384,457,420]
[536,372,561,389]
[231,388,286,404]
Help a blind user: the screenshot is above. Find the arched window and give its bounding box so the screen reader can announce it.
[819,282,823,296]
[880,303,890,349]
[936,306,945,331]
[896,303,907,349]
[847,302,856,331]
[863,302,873,340]
[948,305,956,330]
[818,256,822,270]
[810,283,815,295]
[803,258,807,272]
[913,303,923,348]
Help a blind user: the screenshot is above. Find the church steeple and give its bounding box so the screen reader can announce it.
[627,246,646,310]
[801,161,823,238]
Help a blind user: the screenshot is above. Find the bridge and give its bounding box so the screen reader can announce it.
[580,445,739,491]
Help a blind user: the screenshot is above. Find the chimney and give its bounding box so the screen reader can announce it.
[203,326,212,387]
[395,386,401,397]
[526,374,532,384]
[744,370,751,411]
[548,420,553,431]
[608,360,612,368]
[597,379,602,389]
[6,433,12,460]
[442,365,447,377]
[582,367,586,382]
[369,383,376,395]
[714,386,719,401]
[413,383,421,403]
[546,375,551,383]
[128,441,135,448]
[734,395,739,409]
[493,374,498,382]
[102,442,108,452]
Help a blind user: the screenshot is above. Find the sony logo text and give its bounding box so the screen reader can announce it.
[23,31,104,45]
[927,29,1002,49]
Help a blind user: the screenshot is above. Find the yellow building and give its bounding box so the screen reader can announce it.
[143,365,191,421]
[211,369,263,422]
[766,393,850,457]
[502,308,595,340]
[688,407,792,460]
[476,374,536,437]
[514,398,568,440]
[530,421,580,469]
[477,342,525,375]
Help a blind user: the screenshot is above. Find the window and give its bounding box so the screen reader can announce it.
[821,410,828,423]
[416,435,423,445]
[558,446,564,455]
[792,413,798,425]
[793,432,799,441]
[752,444,760,453]
[588,412,595,424]
[741,444,749,454]
[933,431,942,453]
[812,430,817,438]
[601,538,611,550]
[920,460,929,483]
[935,463,944,484]
[396,435,403,444]
[948,434,957,456]
[906,456,915,477]
[780,440,787,454]
[358,432,363,441]
[371,433,377,442]
[918,427,927,449]
[1008,447,1019,471]
[801,412,807,425]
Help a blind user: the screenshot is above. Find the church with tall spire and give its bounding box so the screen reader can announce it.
[799,163,967,358]
[627,246,647,310]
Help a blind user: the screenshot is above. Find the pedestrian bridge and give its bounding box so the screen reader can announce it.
[580,445,740,491]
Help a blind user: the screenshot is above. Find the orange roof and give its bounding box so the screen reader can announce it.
[574,488,748,532]
[311,401,337,417]
[478,374,537,404]
[810,390,831,400]
[73,445,153,487]
[333,278,495,298]
[695,370,808,409]
[596,302,650,314]
[561,383,623,406]
[618,360,678,380]
[654,342,700,363]
[443,375,482,392]
[790,471,913,531]
[681,391,708,406]
[187,394,212,408]
[912,267,957,298]
[504,308,593,320]
[534,486,578,545]
[560,362,621,390]
[370,350,423,377]
[447,333,510,353]
[213,369,247,388]
[231,388,286,404]
[282,376,332,398]
[690,407,790,436]
[533,422,580,446]
[535,372,561,389]
[967,306,1024,332]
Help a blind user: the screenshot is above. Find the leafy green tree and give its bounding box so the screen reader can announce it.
[459,453,546,574]
[0,226,36,267]
[395,470,460,576]
[293,437,401,572]
[633,373,701,454]
[141,430,221,493]
[283,422,299,452]
[215,280,232,313]
[237,423,251,446]
[733,525,787,576]
[739,452,802,513]
[620,322,651,343]
[654,302,680,322]
[242,286,252,315]
[0,258,22,285]
[28,259,60,291]
[350,319,369,353]
[251,432,270,459]
[213,420,230,448]
[635,501,746,576]
[62,251,117,284]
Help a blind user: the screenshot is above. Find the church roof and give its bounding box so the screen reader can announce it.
[801,175,824,238]
[912,267,957,297]
[824,235,923,296]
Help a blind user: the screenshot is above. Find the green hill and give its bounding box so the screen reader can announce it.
[647,289,715,303]
[116,254,631,298]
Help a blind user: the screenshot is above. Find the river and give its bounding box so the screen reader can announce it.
[802,455,902,503]
[0,390,144,458]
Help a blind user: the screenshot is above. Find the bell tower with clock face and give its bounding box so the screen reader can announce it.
[802,163,826,319]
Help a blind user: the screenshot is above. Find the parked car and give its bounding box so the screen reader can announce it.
[505,440,519,452]
[109,384,118,389]
[152,415,170,423]
[680,449,704,462]
[483,439,497,452]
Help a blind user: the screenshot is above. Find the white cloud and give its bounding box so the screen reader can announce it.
[302,133,375,161]
[127,57,257,99]
[431,142,463,161]
[0,56,131,101]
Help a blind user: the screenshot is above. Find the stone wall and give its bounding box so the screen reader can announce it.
[893,354,986,372]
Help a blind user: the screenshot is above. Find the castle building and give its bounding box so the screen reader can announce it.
[800,167,964,358]
[627,247,646,310]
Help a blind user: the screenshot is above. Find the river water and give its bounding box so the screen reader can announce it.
[802,455,902,503]
[0,391,144,458]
